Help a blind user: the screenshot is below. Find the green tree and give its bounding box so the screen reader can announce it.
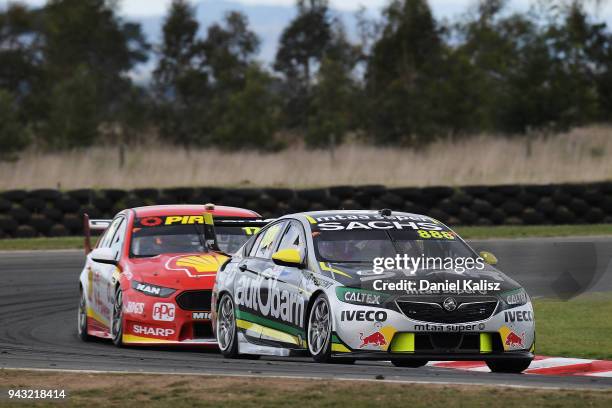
[41,0,149,145]
[274,0,334,128]
[0,3,43,97]
[153,0,209,145]
[365,0,445,145]
[202,11,260,90]
[210,66,280,150]
[307,57,358,147]
[0,89,28,158]
[45,66,99,149]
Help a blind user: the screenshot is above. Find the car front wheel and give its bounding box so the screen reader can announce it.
[308,294,333,363]
[217,294,240,358]
[111,288,124,347]
[77,290,90,341]
[486,358,533,373]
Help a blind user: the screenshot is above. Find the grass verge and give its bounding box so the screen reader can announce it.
[456,224,612,239]
[0,237,82,251]
[533,292,612,360]
[1,224,612,251]
[1,371,611,408]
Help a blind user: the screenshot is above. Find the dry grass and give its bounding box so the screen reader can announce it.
[1,370,612,407]
[2,126,612,190]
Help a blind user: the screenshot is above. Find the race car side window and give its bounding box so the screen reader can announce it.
[108,217,127,260]
[98,217,123,249]
[247,233,263,258]
[251,221,286,259]
[276,221,305,253]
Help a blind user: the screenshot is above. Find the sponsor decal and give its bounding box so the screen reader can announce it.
[359,330,387,347]
[235,274,304,327]
[132,281,176,297]
[340,289,383,305]
[139,217,163,227]
[318,221,443,232]
[504,310,533,322]
[414,323,484,332]
[314,214,433,222]
[166,254,227,277]
[499,325,525,349]
[192,312,211,320]
[505,331,525,348]
[124,301,145,315]
[135,216,206,227]
[135,283,161,296]
[132,324,175,338]
[153,303,175,321]
[340,310,387,322]
[505,290,528,305]
[242,227,261,236]
[356,322,397,349]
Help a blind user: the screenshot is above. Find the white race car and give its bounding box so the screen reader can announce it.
[211,210,535,373]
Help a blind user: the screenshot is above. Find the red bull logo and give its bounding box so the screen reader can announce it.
[359,330,387,348]
[505,331,525,348]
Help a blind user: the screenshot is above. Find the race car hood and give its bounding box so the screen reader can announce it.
[126,252,228,289]
[325,262,523,296]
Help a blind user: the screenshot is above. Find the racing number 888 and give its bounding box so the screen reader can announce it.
[417,230,455,240]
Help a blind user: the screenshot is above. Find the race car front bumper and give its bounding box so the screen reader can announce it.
[332,351,534,361]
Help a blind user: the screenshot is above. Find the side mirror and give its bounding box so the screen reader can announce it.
[479,251,498,266]
[272,248,304,268]
[91,247,117,265]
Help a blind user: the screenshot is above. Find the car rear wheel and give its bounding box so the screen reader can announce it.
[217,294,240,358]
[77,290,90,342]
[308,294,333,363]
[111,288,124,347]
[486,358,533,373]
[391,359,428,368]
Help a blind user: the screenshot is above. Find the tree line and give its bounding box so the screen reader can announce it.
[1,0,612,157]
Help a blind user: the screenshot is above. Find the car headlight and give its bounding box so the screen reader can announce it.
[502,288,529,307]
[131,281,176,298]
[336,287,390,306]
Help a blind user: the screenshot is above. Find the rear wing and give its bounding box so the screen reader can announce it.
[83,213,112,255]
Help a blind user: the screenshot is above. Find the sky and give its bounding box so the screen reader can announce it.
[5,0,534,18]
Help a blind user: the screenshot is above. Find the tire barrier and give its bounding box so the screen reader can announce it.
[1,182,612,238]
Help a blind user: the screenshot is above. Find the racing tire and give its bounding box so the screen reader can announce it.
[486,358,533,373]
[307,294,333,363]
[216,294,240,359]
[391,359,428,368]
[111,288,124,347]
[77,290,90,342]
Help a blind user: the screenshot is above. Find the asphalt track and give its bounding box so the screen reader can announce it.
[1,237,612,390]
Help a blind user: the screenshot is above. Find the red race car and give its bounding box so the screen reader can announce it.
[77,204,265,347]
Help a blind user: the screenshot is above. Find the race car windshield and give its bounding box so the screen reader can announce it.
[131,225,251,257]
[313,229,476,264]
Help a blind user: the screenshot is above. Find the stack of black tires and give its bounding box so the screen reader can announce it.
[1,182,612,238]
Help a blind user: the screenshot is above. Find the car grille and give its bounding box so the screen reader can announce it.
[176,290,213,311]
[413,333,504,352]
[397,300,497,323]
[193,322,214,339]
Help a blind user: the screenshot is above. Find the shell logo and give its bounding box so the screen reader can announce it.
[165,254,228,277]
